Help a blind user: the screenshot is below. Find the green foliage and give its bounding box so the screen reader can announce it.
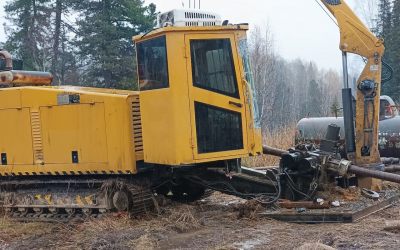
[374,0,392,39]
[73,0,156,90]
[374,0,400,102]
[3,0,157,89]
[4,0,52,71]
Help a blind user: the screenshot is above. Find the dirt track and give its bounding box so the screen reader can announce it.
[0,192,399,250]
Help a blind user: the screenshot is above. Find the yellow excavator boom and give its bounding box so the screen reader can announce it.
[321,1,385,162]
[321,0,385,188]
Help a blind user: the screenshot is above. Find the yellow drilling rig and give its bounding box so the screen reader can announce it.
[0,0,399,219]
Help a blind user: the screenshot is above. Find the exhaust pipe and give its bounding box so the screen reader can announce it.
[0,50,13,71]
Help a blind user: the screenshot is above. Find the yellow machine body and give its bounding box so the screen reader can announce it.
[0,86,143,176]
[0,25,262,176]
[133,25,262,166]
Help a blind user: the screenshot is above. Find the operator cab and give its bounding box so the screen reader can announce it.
[133,9,262,166]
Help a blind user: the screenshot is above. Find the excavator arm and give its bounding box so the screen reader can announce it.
[321,0,385,169]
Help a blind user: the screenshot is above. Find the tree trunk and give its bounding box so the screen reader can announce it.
[51,0,62,85]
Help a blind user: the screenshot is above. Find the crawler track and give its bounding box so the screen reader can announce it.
[0,176,157,222]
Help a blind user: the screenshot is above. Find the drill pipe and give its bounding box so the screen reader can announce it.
[262,145,288,157]
[262,145,400,183]
[348,165,400,184]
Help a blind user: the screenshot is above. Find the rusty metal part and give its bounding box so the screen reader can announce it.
[348,164,400,183]
[0,70,53,86]
[277,200,331,209]
[263,145,288,157]
[262,193,399,223]
[0,50,13,70]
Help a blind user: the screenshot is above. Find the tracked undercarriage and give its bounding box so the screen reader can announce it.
[0,176,158,221]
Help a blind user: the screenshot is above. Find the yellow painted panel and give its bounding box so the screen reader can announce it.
[0,89,22,109]
[184,33,249,160]
[40,103,108,164]
[0,108,34,165]
[140,32,194,165]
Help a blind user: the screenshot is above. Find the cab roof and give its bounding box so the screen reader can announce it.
[133,24,249,43]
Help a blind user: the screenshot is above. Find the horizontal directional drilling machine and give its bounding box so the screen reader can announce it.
[0,0,399,219]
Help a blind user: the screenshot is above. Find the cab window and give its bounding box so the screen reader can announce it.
[190,39,239,98]
[136,36,169,91]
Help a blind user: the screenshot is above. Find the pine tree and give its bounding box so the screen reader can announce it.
[383,0,400,101]
[307,79,323,117]
[374,0,393,39]
[4,0,52,71]
[73,0,157,89]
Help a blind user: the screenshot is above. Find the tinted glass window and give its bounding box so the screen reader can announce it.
[195,102,243,153]
[136,36,169,90]
[190,39,239,98]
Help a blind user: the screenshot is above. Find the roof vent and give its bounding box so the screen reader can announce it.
[157,9,222,28]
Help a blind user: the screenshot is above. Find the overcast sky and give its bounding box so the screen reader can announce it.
[0,0,366,71]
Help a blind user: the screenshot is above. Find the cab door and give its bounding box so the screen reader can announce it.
[185,33,249,160]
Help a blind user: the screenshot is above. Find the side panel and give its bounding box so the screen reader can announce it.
[140,33,195,165]
[40,103,108,164]
[0,108,34,165]
[0,87,140,176]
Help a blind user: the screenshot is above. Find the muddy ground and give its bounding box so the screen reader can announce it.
[0,192,399,250]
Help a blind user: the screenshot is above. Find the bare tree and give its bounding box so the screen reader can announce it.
[249,25,341,132]
[354,0,378,28]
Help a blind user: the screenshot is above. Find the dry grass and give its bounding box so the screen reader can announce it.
[162,204,203,233]
[243,124,296,167]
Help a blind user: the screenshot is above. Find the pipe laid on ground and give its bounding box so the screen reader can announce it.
[381,157,400,165]
[384,166,400,173]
